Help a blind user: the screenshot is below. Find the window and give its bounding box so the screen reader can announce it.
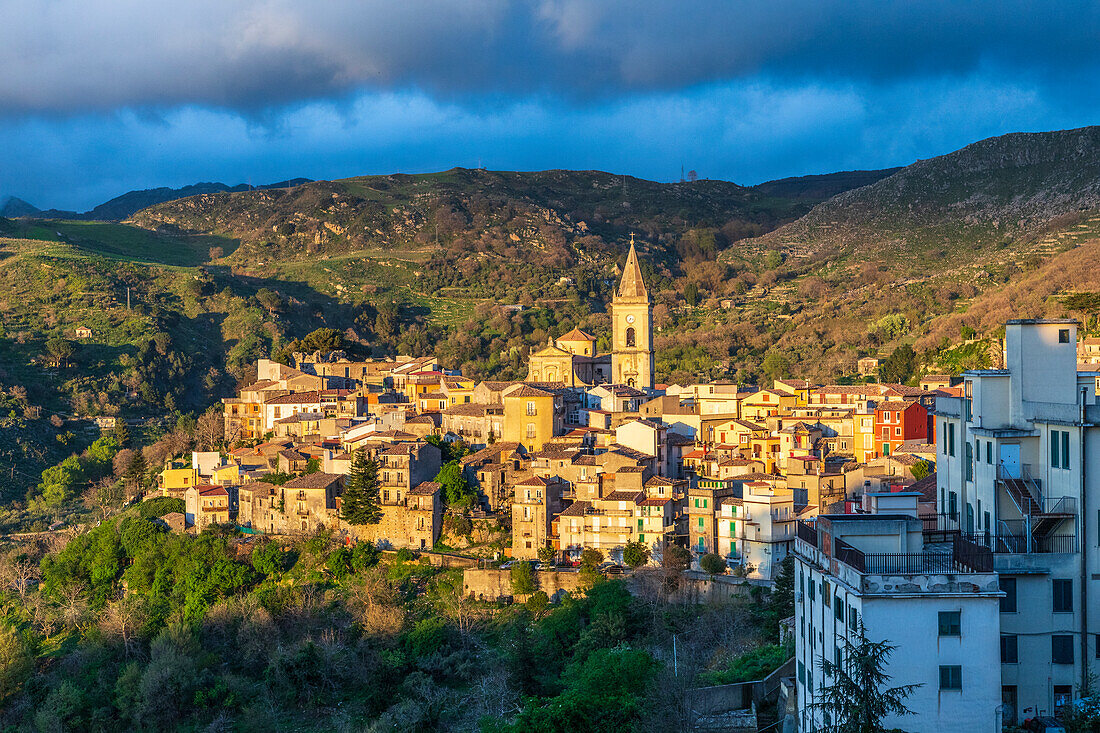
[1051,429,1070,469]
[941,421,948,453]
[1000,577,1017,613]
[948,424,956,456]
[1053,635,1074,664]
[1053,579,1073,613]
[965,442,973,481]
[809,580,815,602]
[848,607,859,628]
[986,441,993,464]
[1001,634,1018,664]
[698,517,705,528]
[1059,328,1070,343]
[948,491,958,519]
[526,423,536,439]
[625,327,636,347]
[938,611,961,636]
[939,665,962,690]
[526,401,537,416]
[834,596,845,622]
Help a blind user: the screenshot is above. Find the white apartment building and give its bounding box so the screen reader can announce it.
[716,482,794,580]
[794,503,1002,733]
[935,319,1100,722]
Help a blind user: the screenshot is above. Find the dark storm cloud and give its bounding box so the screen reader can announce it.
[2,0,1098,114]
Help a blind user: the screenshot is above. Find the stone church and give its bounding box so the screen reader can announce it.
[526,240,654,390]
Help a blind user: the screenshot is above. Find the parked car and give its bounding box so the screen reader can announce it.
[499,561,515,570]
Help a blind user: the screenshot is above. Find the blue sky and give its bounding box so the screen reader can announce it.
[3,1,1099,211]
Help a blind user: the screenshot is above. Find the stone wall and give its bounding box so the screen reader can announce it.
[462,568,587,601]
[462,567,755,604]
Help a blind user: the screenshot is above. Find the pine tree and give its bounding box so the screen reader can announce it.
[811,622,920,732]
[341,449,382,525]
[125,450,147,491]
[113,421,131,449]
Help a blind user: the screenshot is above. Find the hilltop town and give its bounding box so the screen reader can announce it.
[134,239,1100,732]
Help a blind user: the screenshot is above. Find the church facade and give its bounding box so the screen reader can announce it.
[526,240,654,390]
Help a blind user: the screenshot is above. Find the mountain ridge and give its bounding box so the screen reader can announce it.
[0,178,313,221]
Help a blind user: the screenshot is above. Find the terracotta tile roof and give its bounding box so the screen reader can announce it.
[278,449,307,460]
[275,412,324,424]
[910,473,938,503]
[558,327,596,342]
[532,449,577,460]
[516,476,552,486]
[604,490,644,502]
[443,403,493,417]
[608,445,654,460]
[876,400,917,411]
[409,481,441,496]
[242,379,280,391]
[639,497,670,507]
[621,417,664,429]
[264,391,323,405]
[558,501,591,517]
[505,384,554,398]
[196,485,229,497]
[380,444,418,457]
[283,473,342,489]
[644,476,675,487]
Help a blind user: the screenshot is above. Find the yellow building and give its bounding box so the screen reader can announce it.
[526,328,610,386]
[211,463,241,486]
[159,465,199,495]
[853,409,878,463]
[441,376,476,406]
[502,385,561,452]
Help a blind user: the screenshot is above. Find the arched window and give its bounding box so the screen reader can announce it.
[627,378,636,387]
[625,327,636,348]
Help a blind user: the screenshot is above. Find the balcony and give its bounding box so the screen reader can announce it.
[796,522,993,574]
[960,531,1078,554]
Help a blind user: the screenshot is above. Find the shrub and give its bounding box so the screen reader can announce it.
[700,553,726,575]
[662,545,692,572]
[138,497,185,519]
[697,644,793,686]
[579,548,603,569]
[622,541,649,569]
[511,561,537,596]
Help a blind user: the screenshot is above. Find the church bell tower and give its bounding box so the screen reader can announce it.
[611,235,654,390]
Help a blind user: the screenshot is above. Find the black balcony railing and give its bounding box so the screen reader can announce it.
[961,532,1078,555]
[834,533,992,574]
[834,538,865,572]
[796,522,818,546]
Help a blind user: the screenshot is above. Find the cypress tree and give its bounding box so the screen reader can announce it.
[342,449,382,525]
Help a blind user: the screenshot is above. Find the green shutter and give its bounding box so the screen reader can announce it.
[1062,431,1070,469]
